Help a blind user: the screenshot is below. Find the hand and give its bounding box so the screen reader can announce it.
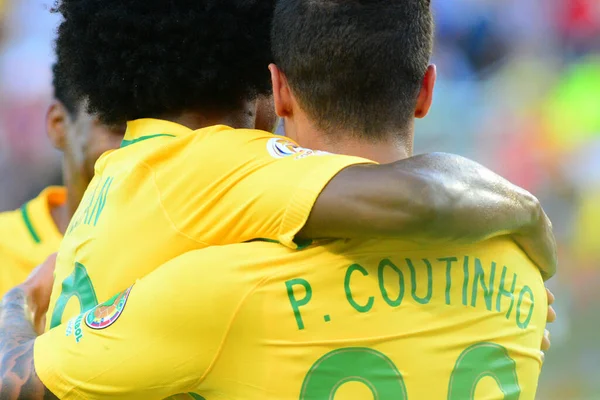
[20,253,57,335]
[541,287,556,362]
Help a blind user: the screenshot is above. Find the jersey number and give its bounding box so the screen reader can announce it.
[50,262,99,329]
[300,343,520,399]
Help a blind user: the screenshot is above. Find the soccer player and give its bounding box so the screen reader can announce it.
[41,0,556,335]
[1,0,552,399]
[0,63,123,297]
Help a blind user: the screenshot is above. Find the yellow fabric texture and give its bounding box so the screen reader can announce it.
[37,237,545,400]
[0,187,65,296]
[46,119,373,330]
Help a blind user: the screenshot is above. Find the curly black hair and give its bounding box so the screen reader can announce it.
[53,0,275,125]
[52,62,79,117]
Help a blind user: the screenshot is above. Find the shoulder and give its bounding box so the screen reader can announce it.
[0,206,21,230]
[466,237,533,262]
[0,207,28,245]
[187,127,284,156]
[151,242,297,287]
[185,126,329,163]
[0,206,37,270]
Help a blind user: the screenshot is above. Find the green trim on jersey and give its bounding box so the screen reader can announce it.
[20,203,41,244]
[248,237,314,250]
[249,238,280,244]
[294,237,313,250]
[121,134,176,148]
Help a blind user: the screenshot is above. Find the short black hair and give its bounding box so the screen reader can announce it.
[272,0,434,139]
[53,0,275,125]
[52,62,79,118]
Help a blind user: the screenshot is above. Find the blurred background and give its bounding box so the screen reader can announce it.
[0,0,598,398]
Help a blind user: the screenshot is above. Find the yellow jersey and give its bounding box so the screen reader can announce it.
[0,187,65,296]
[36,237,546,400]
[47,118,372,330]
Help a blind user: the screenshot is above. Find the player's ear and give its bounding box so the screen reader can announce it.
[46,100,69,150]
[269,63,293,118]
[414,64,436,119]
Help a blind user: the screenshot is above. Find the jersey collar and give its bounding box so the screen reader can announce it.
[22,186,66,246]
[122,118,194,147]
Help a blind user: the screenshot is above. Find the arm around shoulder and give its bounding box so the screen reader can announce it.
[300,153,556,280]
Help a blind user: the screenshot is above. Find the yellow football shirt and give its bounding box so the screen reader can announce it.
[0,187,65,296]
[36,237,546,400]
[46,118,373,330]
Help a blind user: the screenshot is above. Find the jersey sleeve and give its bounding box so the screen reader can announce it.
[156,132,375,248]
[34,248,256,400]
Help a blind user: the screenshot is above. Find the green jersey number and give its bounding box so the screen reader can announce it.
[300,343,520,399]
[300,348,408,399]
[448,343,520,400]
[50,262,99,329]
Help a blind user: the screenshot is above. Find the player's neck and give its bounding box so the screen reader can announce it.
[291,120,413,163]
[53,163,89,234]
[326,138,412,163]
[50,202,70,235]
[162,106,257,131]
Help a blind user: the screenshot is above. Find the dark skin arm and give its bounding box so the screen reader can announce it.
[301,153,556,280]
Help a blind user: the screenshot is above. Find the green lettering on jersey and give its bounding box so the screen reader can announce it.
[439,257,458,305]
[344,264,374,313]
[86,176,114,226]
[496,266,517,320]
[285,278,313,330]
[516,286,535,329]
[377,259,405,307]
[471,258,496,311]
[406,258,433,305]
[462,256,470,306]
[69,179,100,234]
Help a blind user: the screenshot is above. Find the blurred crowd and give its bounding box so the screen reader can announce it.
[0,0,598,398]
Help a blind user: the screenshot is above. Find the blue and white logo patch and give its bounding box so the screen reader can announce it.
[266,138,330,159]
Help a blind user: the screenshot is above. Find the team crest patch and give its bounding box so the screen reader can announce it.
[266,137,329,159]
[85,286,132,330]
